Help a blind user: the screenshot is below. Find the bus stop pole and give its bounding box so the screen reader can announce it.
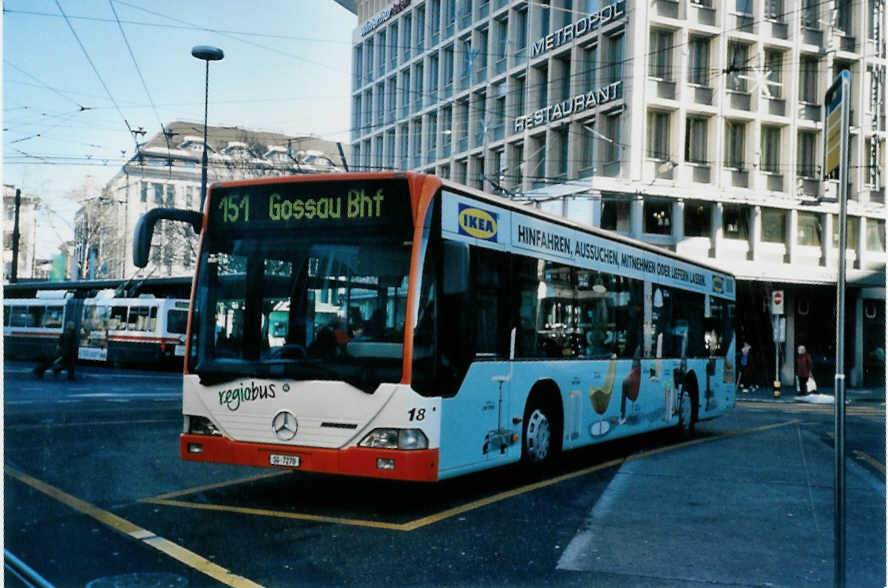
[832,71,851,588]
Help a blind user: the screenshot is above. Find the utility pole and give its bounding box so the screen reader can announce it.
[10,188,22,283]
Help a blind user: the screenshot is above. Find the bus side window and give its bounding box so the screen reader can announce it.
[3,304,9,327]
[471,247,509,358]
[147,307,158,332]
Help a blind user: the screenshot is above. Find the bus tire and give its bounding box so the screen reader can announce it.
[677,373,699,439]
[521,385,562,470]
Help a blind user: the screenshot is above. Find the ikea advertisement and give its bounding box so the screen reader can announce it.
[441,191,734,299]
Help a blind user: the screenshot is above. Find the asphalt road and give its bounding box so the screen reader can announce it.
[4,361,885,587]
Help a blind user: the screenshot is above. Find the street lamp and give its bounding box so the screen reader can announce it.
[191,45,224,210]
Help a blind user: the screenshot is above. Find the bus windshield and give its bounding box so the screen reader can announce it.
[193,230,412,391]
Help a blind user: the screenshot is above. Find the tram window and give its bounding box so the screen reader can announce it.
[109,306,127,330]
[148,307,158,331]
[167,309,188,334]
[10,306,29,327]
[128,306,153,331]
[44,306,64,328]
[27,306,45,328]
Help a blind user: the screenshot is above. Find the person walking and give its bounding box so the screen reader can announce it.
[34,322,78,380]
[737,342,756,392]
[795,345,813,396]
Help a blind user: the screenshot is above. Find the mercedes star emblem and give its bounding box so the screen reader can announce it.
[271,410,298,441]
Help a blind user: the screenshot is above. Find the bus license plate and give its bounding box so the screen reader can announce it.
[270,454,300,468]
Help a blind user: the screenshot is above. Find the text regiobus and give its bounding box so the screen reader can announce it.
[133,172,736,482]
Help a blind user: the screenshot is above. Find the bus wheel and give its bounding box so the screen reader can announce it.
[522,405,554,467]
[677,377,698,439]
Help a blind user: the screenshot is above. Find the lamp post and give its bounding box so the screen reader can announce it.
[191,45,224,210]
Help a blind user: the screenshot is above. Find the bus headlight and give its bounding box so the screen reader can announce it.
[359,428,428,450]
[187,415,220,436]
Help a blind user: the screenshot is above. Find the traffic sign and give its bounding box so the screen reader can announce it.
[823,70,850,181]
[770,289,784,315]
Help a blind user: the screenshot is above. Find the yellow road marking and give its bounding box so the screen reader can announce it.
[5,465,264,588]
[145,471,290,501]
[144,420,800,531]
[142,498,410,531]
[853,450,886,474]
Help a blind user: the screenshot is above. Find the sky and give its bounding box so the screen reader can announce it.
[3,0,358,257]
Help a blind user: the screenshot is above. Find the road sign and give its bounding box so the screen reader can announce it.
[824,70,850,181]
[770,290,784,315]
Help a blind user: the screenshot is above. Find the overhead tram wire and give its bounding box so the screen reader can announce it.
[108,0,173,170]
[53,0,141,156]
[3,60,90,110]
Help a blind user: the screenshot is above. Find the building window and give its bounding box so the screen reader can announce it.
[644,201,672,235]
[722,205,749,240]
[836,0,852,35]
[140,182,148,202]
[579,119,596,178]
[601,200,630,232]
[606,34,623,84]
[647,111,670,160]
[165,184,175,206]
[584,45,597,91]
[799,56,819,102]
[685,116,708,164]
[649,29,673,80]
[866,218,886,251]
[764,49,783,98]
[727,43,749,92]
[688,36,710,86]
[797,211,822,246]
[832,215,859,250]
[765,0,784,20]
[725,121,745,169]
[761,208,787,243]
[153,183,164,204]
[603,112,622,176]
[684,201,711,237]
[736,0,752,14]
[554,128,568,180]
[802,0,819,27]
[761,126,781,173]
[798,131,817,178]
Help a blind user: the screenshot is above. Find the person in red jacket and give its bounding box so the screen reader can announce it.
[796,345,814,396]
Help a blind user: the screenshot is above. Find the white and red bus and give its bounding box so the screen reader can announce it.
[134,172,736,482]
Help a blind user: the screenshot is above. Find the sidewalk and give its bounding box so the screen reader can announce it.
[557,416,887,586]
[737,382,885,406]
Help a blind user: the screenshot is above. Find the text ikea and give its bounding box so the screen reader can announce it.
[458,206,498,241]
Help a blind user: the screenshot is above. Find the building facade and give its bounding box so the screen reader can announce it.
[350,0,887,387]
[3,184,41,281]
[76,121,348,281]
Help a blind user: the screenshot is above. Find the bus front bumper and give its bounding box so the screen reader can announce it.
[180,434,439,482]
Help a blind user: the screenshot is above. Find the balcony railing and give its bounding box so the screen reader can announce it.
[654,0,679,19]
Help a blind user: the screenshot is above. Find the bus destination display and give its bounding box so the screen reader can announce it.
[210,180,412,231]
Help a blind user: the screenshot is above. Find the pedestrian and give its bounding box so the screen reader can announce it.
[737,342,756,392]
[796,345,814,396]
[34,321,78,380]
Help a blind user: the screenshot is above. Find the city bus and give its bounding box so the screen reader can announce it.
[133,172,736,482]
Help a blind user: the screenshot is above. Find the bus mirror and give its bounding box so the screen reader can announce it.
[442,240,469,295]
[509,327,517,361]
[133,208,203,268]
